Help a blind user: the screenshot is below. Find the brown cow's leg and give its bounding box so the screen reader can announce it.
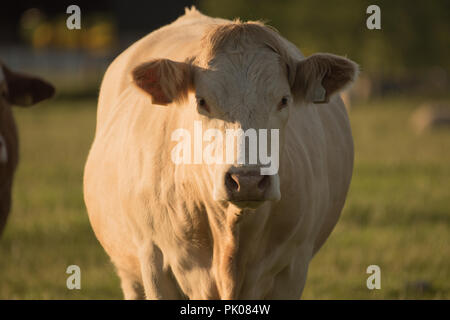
[0,189,12,237]
[0,209,9,236]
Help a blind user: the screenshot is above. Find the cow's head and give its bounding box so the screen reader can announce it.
[132,22,357,210]
[0,62,55,164]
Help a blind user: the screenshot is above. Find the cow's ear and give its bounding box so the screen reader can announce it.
[1,65,55,107]
[291,53,358,104]
[132,59,192,106]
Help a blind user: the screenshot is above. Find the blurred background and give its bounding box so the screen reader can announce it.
[0,0,448,299]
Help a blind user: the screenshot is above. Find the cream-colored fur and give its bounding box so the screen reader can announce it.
[84,7,356,299]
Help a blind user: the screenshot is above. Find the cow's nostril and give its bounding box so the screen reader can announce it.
[225,172,239,192]
[258,175,270,191]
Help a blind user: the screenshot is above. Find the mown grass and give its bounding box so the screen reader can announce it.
[0,96,448,299]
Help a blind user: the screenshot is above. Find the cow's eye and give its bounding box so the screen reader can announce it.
[278,96,289,111]
[197,97,210,113]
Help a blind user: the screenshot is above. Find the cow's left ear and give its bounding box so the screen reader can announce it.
[1,65,55,107]
[291,53,358,104]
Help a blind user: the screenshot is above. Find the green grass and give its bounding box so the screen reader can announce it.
[303,97,450,299]
[0,96,448,299]
[0,99,121,299]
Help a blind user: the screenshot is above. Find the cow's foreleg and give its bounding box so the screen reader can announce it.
[139,243,185,299]
[117,268,145,300]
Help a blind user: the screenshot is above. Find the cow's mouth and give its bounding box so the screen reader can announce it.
[229,200,266,210]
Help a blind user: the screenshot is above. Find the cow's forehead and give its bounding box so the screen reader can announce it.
[197,50,289,104]
[210,50,283,79]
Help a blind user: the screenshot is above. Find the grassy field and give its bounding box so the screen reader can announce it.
[0,96,448,299]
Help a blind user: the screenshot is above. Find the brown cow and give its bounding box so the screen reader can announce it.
[0,62,54,236]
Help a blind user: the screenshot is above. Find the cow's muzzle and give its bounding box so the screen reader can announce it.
[213,166,281,208]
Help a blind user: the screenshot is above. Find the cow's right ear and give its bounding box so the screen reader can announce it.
[132,59,193,106]
[1,64,55,107]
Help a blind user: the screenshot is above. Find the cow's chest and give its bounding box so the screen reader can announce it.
[157,195,310,299]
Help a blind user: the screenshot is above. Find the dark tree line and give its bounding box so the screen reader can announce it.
[200,0,450,79]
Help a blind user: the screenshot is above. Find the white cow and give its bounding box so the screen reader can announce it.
[84,7,357,299]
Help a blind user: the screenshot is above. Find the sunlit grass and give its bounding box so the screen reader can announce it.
[303,97,450,299]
